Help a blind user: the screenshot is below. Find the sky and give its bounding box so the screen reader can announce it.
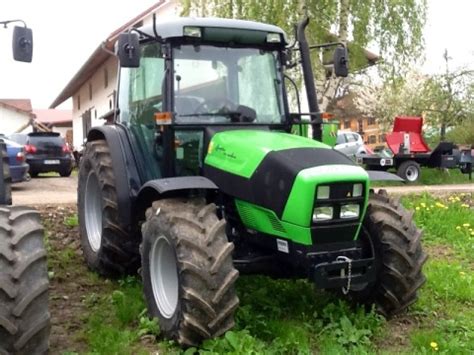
[0,0,473,110]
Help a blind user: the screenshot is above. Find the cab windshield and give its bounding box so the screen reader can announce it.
[173,45,284,124]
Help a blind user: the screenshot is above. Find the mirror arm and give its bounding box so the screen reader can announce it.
[0,19,27,29]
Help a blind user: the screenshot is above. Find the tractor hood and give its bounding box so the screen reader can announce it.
[205,130,331,178]
[204,130,369,231]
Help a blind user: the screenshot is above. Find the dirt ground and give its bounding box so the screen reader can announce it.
[12,175,77,205]
[38,204,90,353]
[9,173,473,352]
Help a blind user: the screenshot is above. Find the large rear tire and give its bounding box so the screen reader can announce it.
[0,141,12,205]
[0,206,50,354]
[347,190,427,317]
[141,199,239,346]
[78,140,139,277]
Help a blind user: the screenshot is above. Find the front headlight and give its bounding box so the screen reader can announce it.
[340,204,360,219]
[316,185,330,200]
[313,206,333,222]
[352,183,363,197]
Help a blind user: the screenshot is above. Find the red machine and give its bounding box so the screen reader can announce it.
[358,116,472,182]
[386,116,431,154]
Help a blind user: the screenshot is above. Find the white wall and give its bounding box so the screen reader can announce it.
[0,106,32,134]
[70,1,182,150]
[72,56,118,150]
[51,126,70,138]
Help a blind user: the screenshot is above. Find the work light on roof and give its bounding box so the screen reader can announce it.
[266,33,281,43]
[183,26,202,38]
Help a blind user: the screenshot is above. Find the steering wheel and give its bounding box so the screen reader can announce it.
[194,97,237,114]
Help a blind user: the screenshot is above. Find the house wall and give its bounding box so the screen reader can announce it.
[72,56,118,150]
[51,125,71,138]
[70,0,181,150]
[0,106,32,134]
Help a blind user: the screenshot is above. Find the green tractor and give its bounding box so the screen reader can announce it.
[78,16,426,346]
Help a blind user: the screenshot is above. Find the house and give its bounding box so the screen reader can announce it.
[49,0,180,151]
[0,99,35,135]
[328,93,385,149]
[33,109,73,145]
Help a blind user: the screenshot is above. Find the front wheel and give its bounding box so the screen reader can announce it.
[141,199,239,346]
[347,190,427,317]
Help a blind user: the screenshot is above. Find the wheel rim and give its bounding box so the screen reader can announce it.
[405,166,419,181]
[150,235,179,319]
[84,171,102,252]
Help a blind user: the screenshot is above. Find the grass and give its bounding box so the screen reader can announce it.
[46,193,474,354]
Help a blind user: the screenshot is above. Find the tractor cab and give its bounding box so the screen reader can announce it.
[117,18,289,180]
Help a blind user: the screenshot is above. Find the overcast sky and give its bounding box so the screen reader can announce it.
[0,0,472,109]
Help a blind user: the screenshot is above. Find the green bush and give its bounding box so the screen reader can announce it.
[446,119,474,145]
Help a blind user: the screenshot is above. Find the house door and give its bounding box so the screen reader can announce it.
[82,109,92,140]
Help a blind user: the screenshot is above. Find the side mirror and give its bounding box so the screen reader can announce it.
[117,32,140,68]
[333,46,348,77]
[12,26,33,62]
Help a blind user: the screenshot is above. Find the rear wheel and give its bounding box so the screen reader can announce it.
[78,140,139,277]
[397,160,420,182]
[0,206,50,354]
[141,199,239,346]
[347,190,427,317]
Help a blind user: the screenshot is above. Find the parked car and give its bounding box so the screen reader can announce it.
[0,137,29,182]
[335,131,367,157]
[8,132,73,177]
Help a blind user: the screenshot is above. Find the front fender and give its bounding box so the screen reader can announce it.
[136,176,218,218]
[367,170,405,182]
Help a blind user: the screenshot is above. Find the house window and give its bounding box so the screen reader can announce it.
[379,134,386,143]
[89,83,93,100]
[368,117,376,126]
[344,120,350,129]
[368,135,377,144]
[104,68,109,88]
[77,95,81,110]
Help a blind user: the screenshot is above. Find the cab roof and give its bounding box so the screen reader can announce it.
[140,17,287,44]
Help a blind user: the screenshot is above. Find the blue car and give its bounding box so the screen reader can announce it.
[0,138,29,183]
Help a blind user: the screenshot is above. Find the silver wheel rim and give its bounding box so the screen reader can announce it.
[150,235,179,319]
[406,166,419,181]
[84,172,102,252]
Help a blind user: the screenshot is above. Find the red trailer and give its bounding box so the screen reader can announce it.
[358,116,472,182]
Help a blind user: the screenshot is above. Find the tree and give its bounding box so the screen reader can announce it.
[420,50,474,141]
[180,0,427,111]
[354,52,474,142]
[353,70,428,131]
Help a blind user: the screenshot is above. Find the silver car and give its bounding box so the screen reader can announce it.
[335,131,366,157]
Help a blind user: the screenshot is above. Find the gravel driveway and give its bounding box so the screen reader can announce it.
[12,175,78,206]
[11,173,473,206]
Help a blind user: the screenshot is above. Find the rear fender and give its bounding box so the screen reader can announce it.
[87,125,141,231]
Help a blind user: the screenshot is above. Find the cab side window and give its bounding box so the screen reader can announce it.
[118,43,165,179]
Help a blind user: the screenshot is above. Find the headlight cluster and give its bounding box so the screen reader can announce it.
[312,183,364,223]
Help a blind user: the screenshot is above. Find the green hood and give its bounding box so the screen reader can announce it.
[205,130,330,178]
